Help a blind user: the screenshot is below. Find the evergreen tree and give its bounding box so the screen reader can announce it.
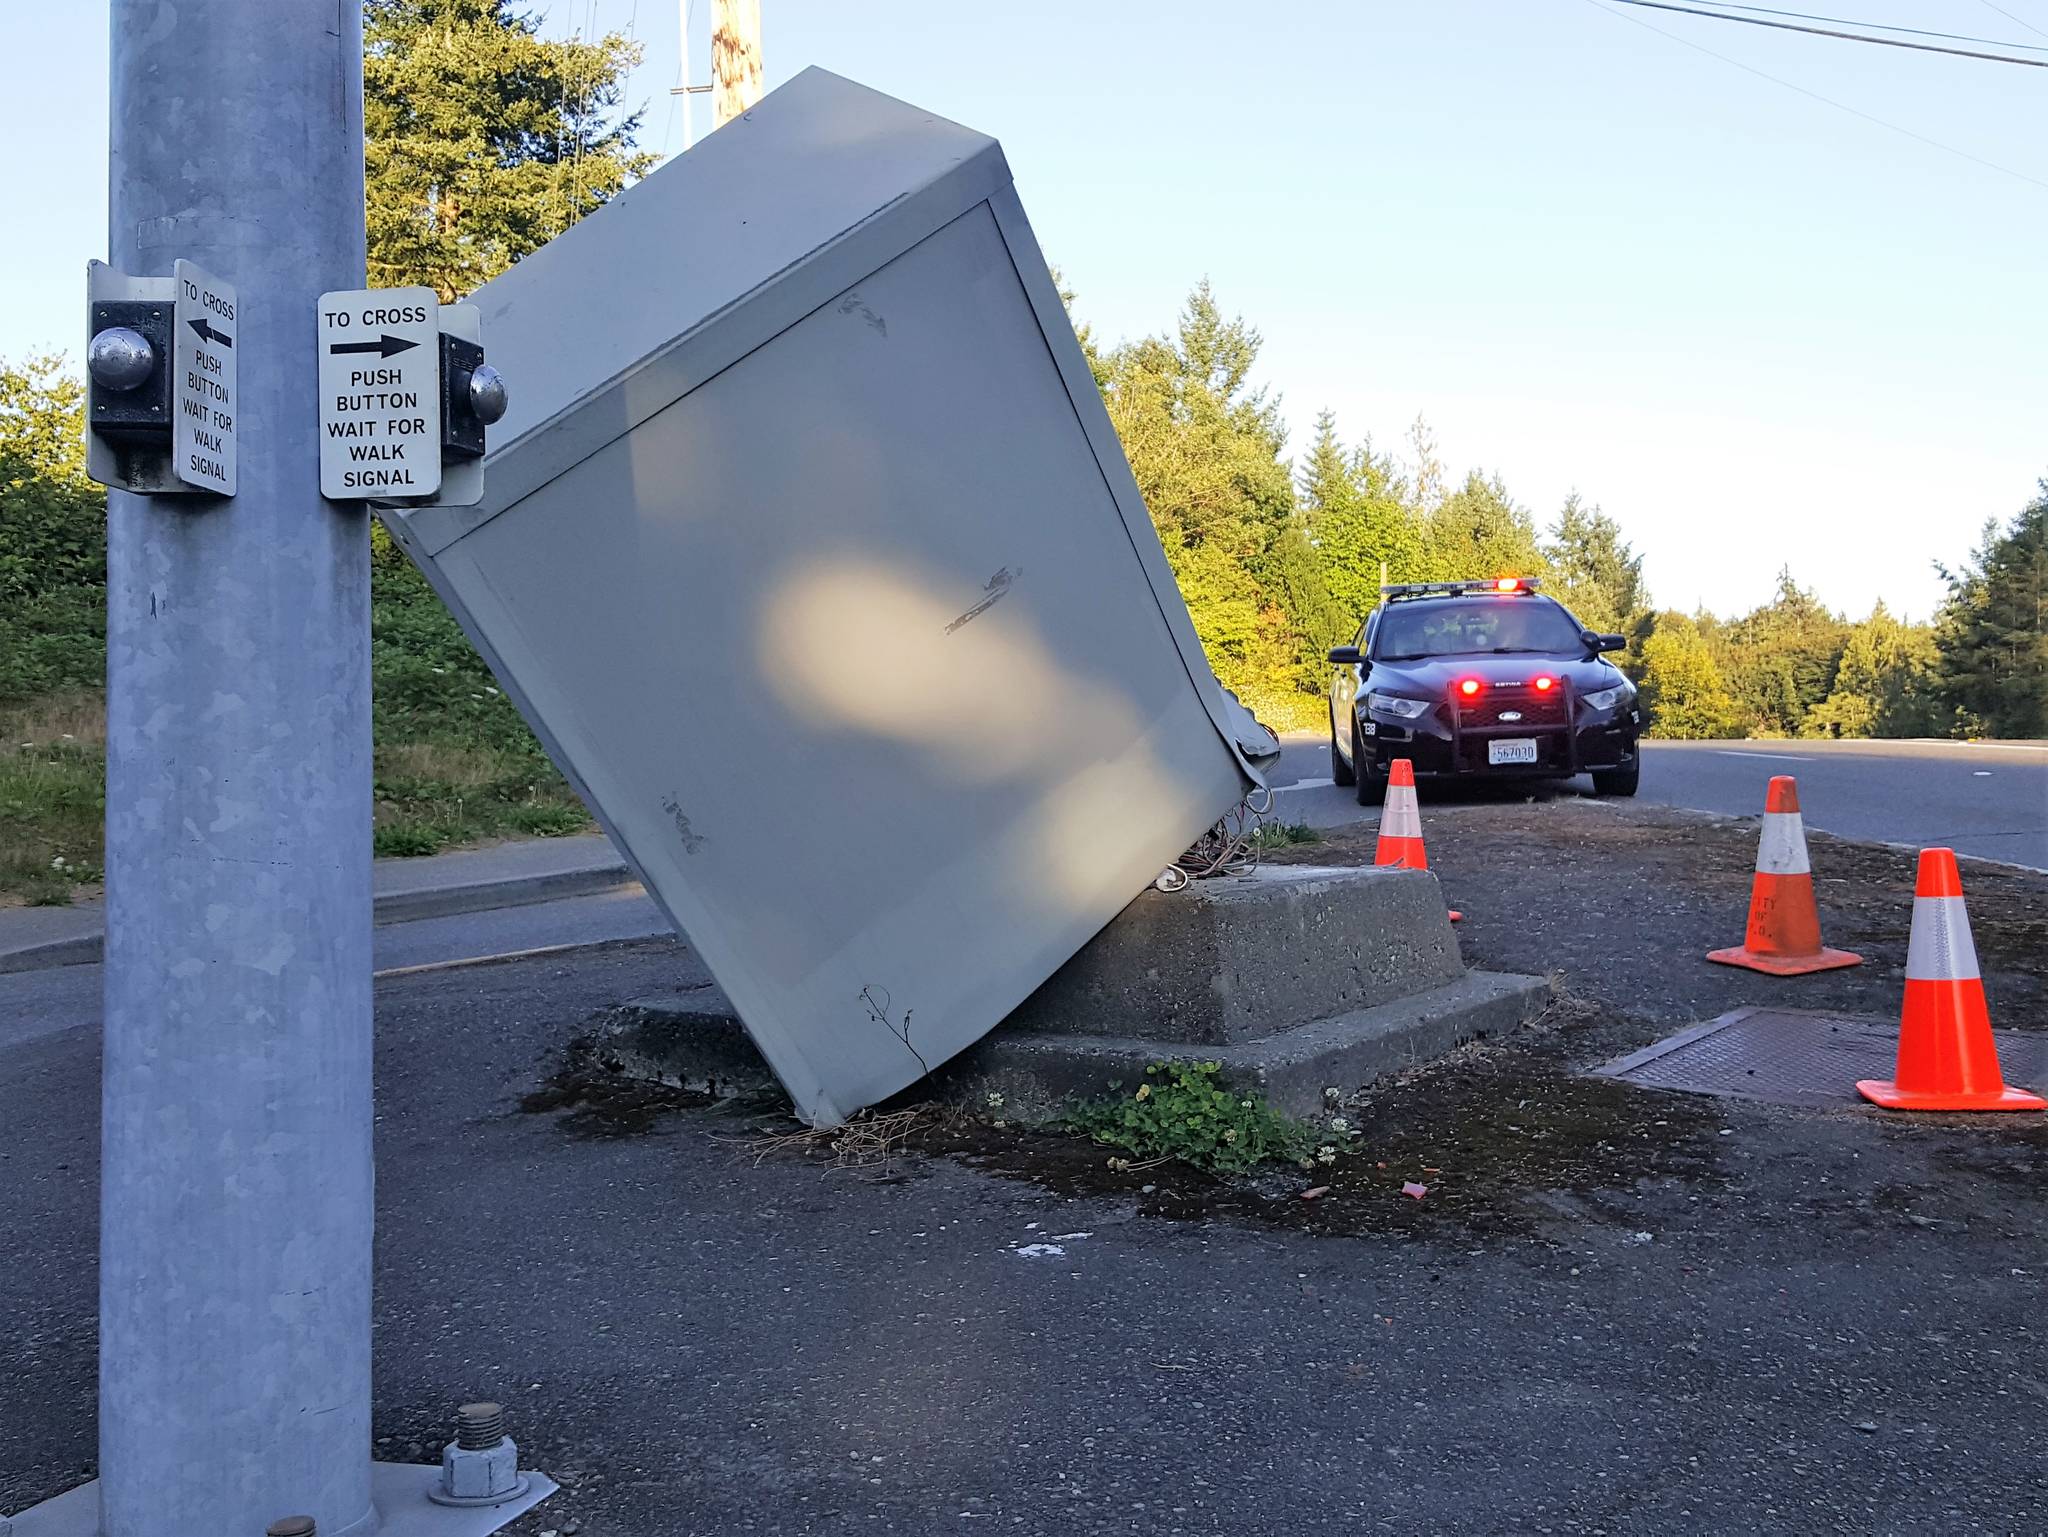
[1721,569,1847,736]
[1297,411,1427,631]
[1429,470,1548,584]
[1544,493,1646,639]
[1099,283,1304,711]
[1934,490,2048,738]
[1804,602,1944,739]
[364,0,654,300]
[1639,613,1739,739]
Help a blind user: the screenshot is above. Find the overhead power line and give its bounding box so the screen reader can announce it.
[1979,0,2048,44]
[1603,0,2048,67]
[1708,1,2048,53]
[1583,0,2048,193]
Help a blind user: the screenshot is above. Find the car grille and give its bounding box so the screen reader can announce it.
[1461,687,1568,729]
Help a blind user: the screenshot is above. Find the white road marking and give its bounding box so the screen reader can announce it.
[1276,776,1334,792]
[1973,771,1993,777]
[1710,750,1812,762]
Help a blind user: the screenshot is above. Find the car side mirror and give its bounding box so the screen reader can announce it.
[1582,630,1625,654]
[1327,646,1362,665]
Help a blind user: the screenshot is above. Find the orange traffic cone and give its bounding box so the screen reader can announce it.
[1376,759,1461,921]
[1857,849,2044,1112]
[1707,776,1860,975]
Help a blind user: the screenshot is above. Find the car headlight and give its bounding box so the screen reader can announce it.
[1366,692,1430,719]
[1582,684,1629,711]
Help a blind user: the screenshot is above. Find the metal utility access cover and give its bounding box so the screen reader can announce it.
[1595,1007,2048,1108]
[380,69,1268,1124]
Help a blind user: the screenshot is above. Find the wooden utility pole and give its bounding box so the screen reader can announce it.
[713,0,763,126]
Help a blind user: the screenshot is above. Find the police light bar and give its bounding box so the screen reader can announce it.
[1380,578,1543,600]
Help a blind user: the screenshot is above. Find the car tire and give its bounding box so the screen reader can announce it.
[1591,760,1640,798]
[1330,710,1356,787]
[1353,720,1386,806]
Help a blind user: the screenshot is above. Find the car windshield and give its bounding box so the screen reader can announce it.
[1375,598,1584,659]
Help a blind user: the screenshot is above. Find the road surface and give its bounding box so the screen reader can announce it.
[1265,734,2047,869]
[8,808,2048,1533]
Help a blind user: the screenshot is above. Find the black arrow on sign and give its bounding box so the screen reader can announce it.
[187,317,233,348]
[328,334,419,359]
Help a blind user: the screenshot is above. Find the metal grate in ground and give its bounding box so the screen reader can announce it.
[1593,1007,2048,1109]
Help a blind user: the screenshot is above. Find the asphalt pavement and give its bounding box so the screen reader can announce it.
[7,802,2048,1534]
[1266,733,2047,869]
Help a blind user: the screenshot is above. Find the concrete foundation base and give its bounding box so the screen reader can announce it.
[7,1464,556,1537]
[585,863,1549,1121]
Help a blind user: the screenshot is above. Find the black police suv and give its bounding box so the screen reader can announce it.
[1327,578,1640,804]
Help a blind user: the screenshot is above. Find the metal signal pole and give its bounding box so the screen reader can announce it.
[99,1,375,1532]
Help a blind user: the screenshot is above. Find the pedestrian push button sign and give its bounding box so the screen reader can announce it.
[317,287,441,499]
[173,259,236,495]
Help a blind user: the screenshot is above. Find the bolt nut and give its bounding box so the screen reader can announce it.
[87,326,155,392]
[432,1402,529,1508]
[467,364,508,426]
[266,1519,317,1537]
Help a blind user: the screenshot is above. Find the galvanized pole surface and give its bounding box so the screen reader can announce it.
[101,2,373,1534]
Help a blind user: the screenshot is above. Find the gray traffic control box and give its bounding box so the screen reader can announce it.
[379,68,1276,1125]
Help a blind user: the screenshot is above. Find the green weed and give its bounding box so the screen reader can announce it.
[1063,1061,1329,1175]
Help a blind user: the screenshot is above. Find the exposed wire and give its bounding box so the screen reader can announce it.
[1583,0,2048,193]
[1705,1,2048,51]
[1602,0,2048,66]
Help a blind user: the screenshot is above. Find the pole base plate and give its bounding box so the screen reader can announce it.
[7,1464,556,1537]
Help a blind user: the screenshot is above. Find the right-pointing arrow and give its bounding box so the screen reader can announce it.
[328,334,420,358]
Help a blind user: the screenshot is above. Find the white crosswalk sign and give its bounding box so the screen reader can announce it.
[316,287,441,499]
[172,260,236,495]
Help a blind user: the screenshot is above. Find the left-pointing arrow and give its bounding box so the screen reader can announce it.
[187,317,233,348]
[328,334,419,358]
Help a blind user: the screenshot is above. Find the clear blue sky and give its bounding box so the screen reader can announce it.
[10,1,2046,621]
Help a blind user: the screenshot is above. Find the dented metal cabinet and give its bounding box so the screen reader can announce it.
[380,68,1270,1124]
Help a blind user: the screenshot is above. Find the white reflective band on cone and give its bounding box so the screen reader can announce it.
[1905,895,1981,981]
[1381,792,1422,840]
[1755,811,1811,876]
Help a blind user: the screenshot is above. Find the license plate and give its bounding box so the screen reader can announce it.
[1488,738,1538,765]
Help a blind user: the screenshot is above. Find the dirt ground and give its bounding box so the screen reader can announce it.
[536,797,2048,1244]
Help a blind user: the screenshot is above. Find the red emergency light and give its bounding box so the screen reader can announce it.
[1457,678,1483,699]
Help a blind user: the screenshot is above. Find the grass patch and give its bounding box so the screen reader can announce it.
[0,537,593,901]
[0,692,105,905]
[1063,1060,1341,1174]
[1252,818,1320,850]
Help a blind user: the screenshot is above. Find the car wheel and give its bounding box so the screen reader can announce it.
[1353,719,1386,806]
[1330,709,1356,787]
[1591,760,1640,798]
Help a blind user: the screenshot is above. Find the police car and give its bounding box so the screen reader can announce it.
[1327,578,1640,804]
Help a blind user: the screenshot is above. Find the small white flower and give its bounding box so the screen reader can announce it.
[1317,1145,1337,1165]
[1329,1116,1350,1134]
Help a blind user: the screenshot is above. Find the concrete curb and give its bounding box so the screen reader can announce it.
[0,861,638,976]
